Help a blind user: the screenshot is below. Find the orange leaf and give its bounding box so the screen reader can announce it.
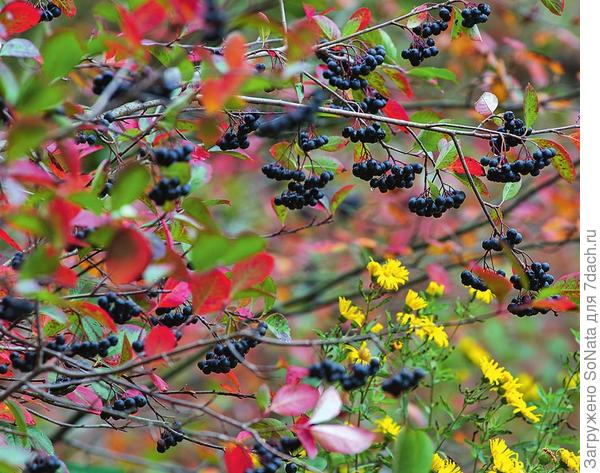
[472,266,512,301]
[106,227,152,284]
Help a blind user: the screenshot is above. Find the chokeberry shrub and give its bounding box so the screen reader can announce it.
[0,1,579,473]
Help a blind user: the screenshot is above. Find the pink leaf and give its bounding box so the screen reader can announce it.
[426,263,450,288]
[474,92,499,116]
[66,386,102,414]
[310,424,375,455]
[144,326,177,362]
[293,418,319,458]
[286,366,309,385]
[157,279,190,308]
[268,384,319,416]
[231,253,275,293]
[309,386,342,425]
[150,373,170,392]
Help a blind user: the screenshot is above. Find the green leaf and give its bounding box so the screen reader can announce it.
[306,155,343,173]
[5,401,27,438]
[271,199,288,226]
[27,427,54,454]
[435,140,458,170]
[111,163,150,210]
[42,31,83,81]
[407,67,457,82]
[524,83,539,128]
[256,384,271,411]
[341,17,361,36]
[265,313,291,342]
[6,121,47,161]
[392,427,433,473]
[330,184,354,215]
[540,0,565,16]
[182,198,220,233]
[189,233,265,272]
[502,181,522,202]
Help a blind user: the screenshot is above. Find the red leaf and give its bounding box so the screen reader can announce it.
[58,139,81,181]
[66,386,102,414]
[533,295,578,312]
[448,157,486,177]
[133,0,166,36]
[71,301,117,332]
[150,372,170,392]
[0,2,41,37]
[231,253,275,293]
[145,326,177,360]
[189,269,231,314]
[471,266,512,301]
[224,444,254,473]
[157,279,190,308]
[349,7,371,30]
[53,264,77,288]
[268,383,319,416]
[0,228,21,251]
[53,0,77,17]
[383,99,409,132]
[310,424,375,455]
[106,227,152,284]
[293,417,319,458]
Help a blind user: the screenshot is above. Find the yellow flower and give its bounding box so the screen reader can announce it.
[479,357,509,386]
[338,297,365,327]
[489,438,525,473]
[426,281,445,297]
[370,322,384,334]
[397,312,448,348]
[345,341,372,364]
[458,337,490,365]
[367,258,409,291]
[432,453,462,473]
[469,287,495,304]
[391,340,403,350]
[517,372,540,401]
[558,448,580,472]
[405,289,428,311]
[374,416,401,437]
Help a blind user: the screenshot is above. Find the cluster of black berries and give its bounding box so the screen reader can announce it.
[460,3,492,28]
[381,368,426,396]
[482,228,523,251]
[412,8,450,38]
[308,358,380,391]
[39,2,61,22]
[408,190,466,218]
[100,394,147,420]
[321,46,386,91]
[299,131,329,152]
[10,251,24,270]
[342,123,386,143]
[276,171,334,210]
[202,0,227,43]
[354,160,423,193]
[98,293,142,324]
[360,94,388,114]
[149,177,191,206]
[461,269,488,292]
[91,71,131,98]
[10,351,39,373]
[49,375,77,396]
[510,262,554,292]
[261,163,304,182]
[66,335,119,359]
[198,323,267,375]
[489,111,530,154]
[0,364,8,374]
[217,112,260,150]
[75,132,97,146]
[151,305,195,328]
[245,438,302,473]
[256,92,324,138]
[157,423,184,453]
[153,144,194,166]
[24,454,61,473]
[481,148,555,183]
[401,38,439,66]
[507,294,556,317]
[99,178,114,198]
[0,296,35,322]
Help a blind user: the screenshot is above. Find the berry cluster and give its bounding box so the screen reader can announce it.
[381,368,426,396]
[256,92,324,138]
[299,131,329,152]
[197,324,267,374]
[10,251,24,270]
[460,3,492,28]
[66,335,119,359]
[10,350,39,373]
[408,190,466,218]
[481,149,555,183]
[360,94,388,114]
[510,262,554,292]
[278,171,333,210]
[24,454,61,473]
[321,46,386,91]
[153,144,194,166]
[481,228,523,251]
[245,438,302,473]
[75,132,97,146]
[98,293,142,324]
[0,296,35,321]
[100,394,147,420]
[91,71,130,98]
[151,305,195,328]
[308,358,380,391]
[148,177,191,206]
[217,112,260,150]
[412,8,450,38]
[461,269,488,292]
[401,38,438,66]
[202,0,227,43]
[342,123,386,143]
[507,294,554,317]
[489,111,529,154]
[354,160,423,193]
[39,2,62,22]
[157,423,184,453]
